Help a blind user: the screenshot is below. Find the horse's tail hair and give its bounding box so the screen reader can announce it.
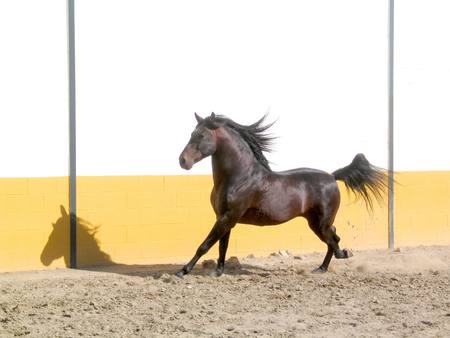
[332,153,388,211]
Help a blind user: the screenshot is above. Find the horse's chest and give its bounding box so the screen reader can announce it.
[210,182,253,215]
[210,188,219,214]
[210,186,229,214]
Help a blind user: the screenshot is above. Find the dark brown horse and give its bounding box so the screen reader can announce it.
[177,113,386,277]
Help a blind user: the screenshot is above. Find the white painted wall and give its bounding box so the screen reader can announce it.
[395,0,450,171]
[1,1,448,178]
[75,0,389,175]
[0,0,68,177]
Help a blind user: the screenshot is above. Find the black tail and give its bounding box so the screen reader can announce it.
[332,154,388,210]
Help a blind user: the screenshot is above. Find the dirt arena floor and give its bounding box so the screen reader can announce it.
[1,245,449,337]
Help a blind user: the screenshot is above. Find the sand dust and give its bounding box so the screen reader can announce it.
[1,245,449,337]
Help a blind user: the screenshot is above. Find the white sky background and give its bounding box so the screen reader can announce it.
[0,1,448,177]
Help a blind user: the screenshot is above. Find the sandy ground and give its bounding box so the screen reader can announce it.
[0,246,449,338]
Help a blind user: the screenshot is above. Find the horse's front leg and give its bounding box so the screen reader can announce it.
[210,230,230,277]
[176,214,235,278]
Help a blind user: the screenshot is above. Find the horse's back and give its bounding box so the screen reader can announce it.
[274,167,337,187]
[269,167,340,215]
[237,168,340,226]
[276,167,330,177]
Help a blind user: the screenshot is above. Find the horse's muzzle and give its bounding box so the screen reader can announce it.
[179,154,193,170]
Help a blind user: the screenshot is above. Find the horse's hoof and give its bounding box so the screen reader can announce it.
[343,249,353,258]
[312,266,327,273]
[175,270,185,278]
[335,249,353,259]
[209,269,224,277]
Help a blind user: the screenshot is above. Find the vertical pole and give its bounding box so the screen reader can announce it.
[67,0,77,268]
[388,0,395,250]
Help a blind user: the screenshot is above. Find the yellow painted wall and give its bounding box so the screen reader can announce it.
[394,172,450,247]
[75,176,388,268]
[0,177,69,272]
[1,172,449,272]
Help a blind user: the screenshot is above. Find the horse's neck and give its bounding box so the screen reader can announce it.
[211,128,261,185]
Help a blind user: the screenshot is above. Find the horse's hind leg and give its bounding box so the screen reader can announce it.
[314,245,333,273]
[307,215,334,272]
[308,216,351,272]
[328,226,353,259]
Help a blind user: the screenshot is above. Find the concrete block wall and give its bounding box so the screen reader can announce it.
[395,172,450,247]
[73,177,388,267]
[0,178,69,271]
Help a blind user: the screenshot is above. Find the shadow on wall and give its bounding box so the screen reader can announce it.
[40,205,114,268]
[40,206,267,278]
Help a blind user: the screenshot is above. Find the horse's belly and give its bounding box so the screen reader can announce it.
[239,208,289,226]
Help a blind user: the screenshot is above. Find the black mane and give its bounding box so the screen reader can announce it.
[209,114,276,171]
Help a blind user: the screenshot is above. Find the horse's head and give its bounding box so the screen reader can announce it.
[179,112,223,170]
[40,205,70,267]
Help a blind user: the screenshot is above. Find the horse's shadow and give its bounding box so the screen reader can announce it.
[40,206,267,279]
[41,205,113,268]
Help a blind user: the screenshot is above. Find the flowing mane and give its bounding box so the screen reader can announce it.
[210,114,276,171]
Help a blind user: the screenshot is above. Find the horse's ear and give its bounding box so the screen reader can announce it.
[210,112,216,119]
[194,112,204,124]
[60,205,68,217]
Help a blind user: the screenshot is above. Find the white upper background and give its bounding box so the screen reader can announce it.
[395,0,450,171]
[0,0,448,177]
[75,0,388,175]
[0,0,68,177]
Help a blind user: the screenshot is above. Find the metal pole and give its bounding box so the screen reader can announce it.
[67,0,77,268]
[388,0,395,250]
